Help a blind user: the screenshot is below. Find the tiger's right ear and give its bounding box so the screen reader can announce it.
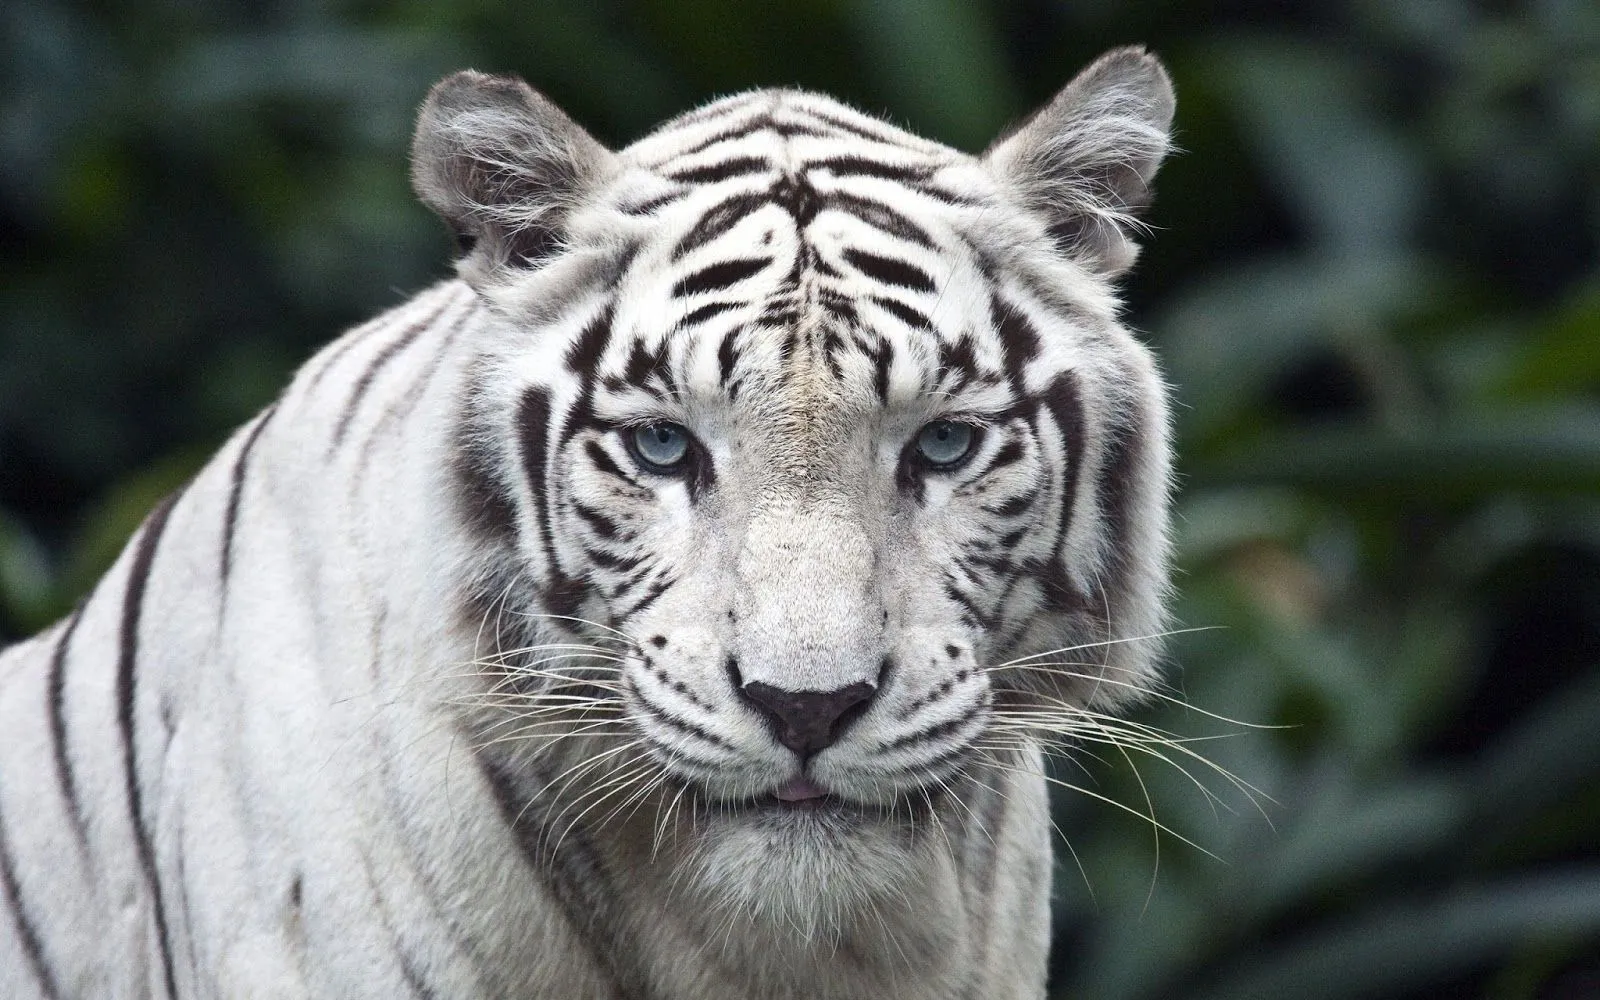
[411,71,616,280]
[983,47,1174,277]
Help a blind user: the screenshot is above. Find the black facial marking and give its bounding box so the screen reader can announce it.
[1096,367,1150,603]
[517,388,559,567]
[673,192,769,260]
[825,192,935,248]
[986,490,1039,519]
[673,258,771,298]
[1040,372,1087,557]
[990,294,1041,390]
[871,296,931,331]
[871,338,895,401]
[842,247,935,293]
[583,440,646,493]
[682,301,741,327]
[620,190,686,217]
[717,329,741,386]
[571,499,624,540]
[618,575,673,621]
[675,116,773,158]
[812,155,934,185]
[770,174,823,226]
[564,306,615,373]
[622,338,671,390]
[936,334,981,392]
[667,156,771,185]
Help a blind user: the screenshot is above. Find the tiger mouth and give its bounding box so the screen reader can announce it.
[694,783,939,825]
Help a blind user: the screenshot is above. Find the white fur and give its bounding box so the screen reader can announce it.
[0,47,1174,1000]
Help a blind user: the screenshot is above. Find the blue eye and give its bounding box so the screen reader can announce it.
[629,423,692,470]
[915,421,977,467]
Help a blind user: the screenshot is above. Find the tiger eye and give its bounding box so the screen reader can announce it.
[630,423,691,470]
[914,421,977,467]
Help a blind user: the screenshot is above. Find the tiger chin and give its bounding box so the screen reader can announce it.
[0,45,1175,1000]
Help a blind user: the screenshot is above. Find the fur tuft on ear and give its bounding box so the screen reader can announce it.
[411,71,615,280]
[984,47,1175,277]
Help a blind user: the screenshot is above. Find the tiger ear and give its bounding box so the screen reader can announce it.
[411,71,616,280]
[983,47,1175,277]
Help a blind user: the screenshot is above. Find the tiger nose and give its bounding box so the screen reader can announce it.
[739,680,877,756]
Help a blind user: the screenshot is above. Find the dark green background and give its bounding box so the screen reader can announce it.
[2,1,1597,996]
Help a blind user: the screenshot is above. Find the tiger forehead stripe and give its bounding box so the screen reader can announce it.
[0,49,1178,1000]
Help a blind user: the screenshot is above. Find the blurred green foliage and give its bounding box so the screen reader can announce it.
[2,1,1597,996]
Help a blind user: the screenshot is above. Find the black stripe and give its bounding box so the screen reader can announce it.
[618,574,672,622]
[803,108,909,145]
[583,440,645,492]
[356,856,442,1000]
[985,488,1039,519]
[671,257,770,299]
[877,711,977,754]
[990,295,1041,390]
[0,794,61,998]
[330,297,454,450]
[666,156,770,185]
[942,577,988,630]
[220,402,278,587]
[585,542,646,574]
[827,192,935,247]
[564,306,616,373]
[842,247,935,293]
[118,491,182,1000]
[571,499,623,540]
[871,338,895,401]
[811,155,932,184]
[936,334,982,393]
[672,117,769,158]
[1096,372,1148,592]
[622,338,671,390]
[619,191,686,217]
[356,302,479,469]
[871,296,931,330]
[1042,373,1087,560]
[47,604,90,858]
[672,193,768,260]
[634,692,732,749]
[964,433,1025,483]
[962,762,1011,1000]
[476,756,652,1000]
[451,376,518,544]
[300,310,393,396]
[770,174,822,226]
[681,301,741,328]
[516,388,559,571]
[719,328,742,393]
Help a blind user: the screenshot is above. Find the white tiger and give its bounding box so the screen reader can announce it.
[0,46,1175,999]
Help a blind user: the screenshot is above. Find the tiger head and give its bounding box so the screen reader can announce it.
[414,49,1175,932]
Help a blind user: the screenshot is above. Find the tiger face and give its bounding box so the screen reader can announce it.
[418,51,1174,926]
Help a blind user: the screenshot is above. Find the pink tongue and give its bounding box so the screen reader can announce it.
[775,777,829,802]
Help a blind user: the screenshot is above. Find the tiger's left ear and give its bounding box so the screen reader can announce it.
[411,71,618,282]
[983,47,1175,277]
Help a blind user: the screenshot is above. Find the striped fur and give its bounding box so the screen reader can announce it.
[0,47,1175,999]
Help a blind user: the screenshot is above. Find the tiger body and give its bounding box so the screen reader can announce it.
[0,48,1175,1000]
